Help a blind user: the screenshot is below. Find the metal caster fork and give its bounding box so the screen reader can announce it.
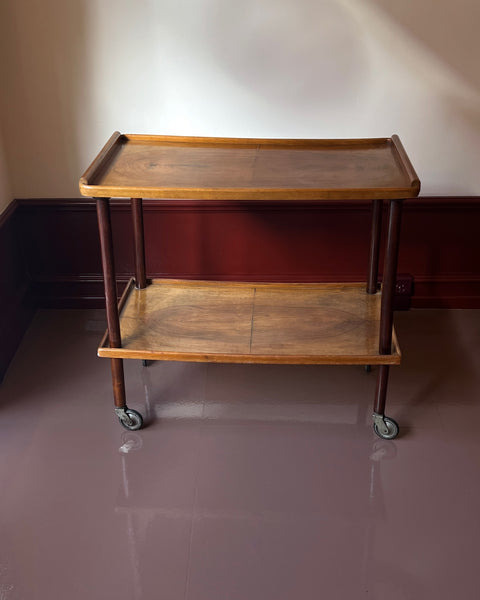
[373,413,399,440]
[115,407,144,431]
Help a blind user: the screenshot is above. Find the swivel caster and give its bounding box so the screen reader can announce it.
[373,413,399,440]
[115,407,144,431]
[364,365,372,373]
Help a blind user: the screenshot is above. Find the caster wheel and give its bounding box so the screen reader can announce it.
[364,365,372,373]
[373,416,399,440]
[118,408,144,431]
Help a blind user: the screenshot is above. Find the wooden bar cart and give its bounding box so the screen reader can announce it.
[79,133,420,439]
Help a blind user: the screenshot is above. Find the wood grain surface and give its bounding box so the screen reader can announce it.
[98,279,401,364]
[80,134,420,201]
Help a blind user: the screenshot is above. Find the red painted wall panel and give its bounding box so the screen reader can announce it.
[3,196,477,383]
[15,197,480,309]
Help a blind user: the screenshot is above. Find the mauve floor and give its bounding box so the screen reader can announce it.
[1,309,480,599]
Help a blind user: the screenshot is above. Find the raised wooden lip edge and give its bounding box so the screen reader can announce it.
[121,133,395,146]
[391,134,421,195]
[97,347,401,365]
[80,186,418,201]
[117,279,369,290]
[79,133,421,200]
[79,131,122,192]
[97,278,401,365]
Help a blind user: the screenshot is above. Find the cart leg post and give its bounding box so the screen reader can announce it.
[96,197,144,430]
[131,197,147,290]
[379,199,403,355]
[373,365,399,439]
[372,199,403,439]
[367,199,383,295]
[111,358,129,417]
[108,351,143,433]
[96,197,122,347]
[373,364,389,436]
[132,198,151,370]
[364,200,383,373]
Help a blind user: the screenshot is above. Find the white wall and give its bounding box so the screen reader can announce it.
[0,0,479,201]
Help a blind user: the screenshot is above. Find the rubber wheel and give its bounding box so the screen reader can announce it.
[118,408,144,431]
[373,416,399,440]
[364,365,372,373]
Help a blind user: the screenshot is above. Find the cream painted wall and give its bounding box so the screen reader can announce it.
[0,0,479,201]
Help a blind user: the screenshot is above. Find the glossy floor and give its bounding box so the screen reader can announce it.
[1,309,480,599]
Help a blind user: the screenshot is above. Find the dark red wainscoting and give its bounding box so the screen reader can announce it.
[14,197,480,310]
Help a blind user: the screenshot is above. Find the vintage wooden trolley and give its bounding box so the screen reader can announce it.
[79,133,420,439]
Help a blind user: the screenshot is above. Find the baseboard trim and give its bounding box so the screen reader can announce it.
[31,274,480,309]
[412,275,480,308]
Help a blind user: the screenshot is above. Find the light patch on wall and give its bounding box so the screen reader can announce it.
[341,0,480,194]
[196,0,369,108]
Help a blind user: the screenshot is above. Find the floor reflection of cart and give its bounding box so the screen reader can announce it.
[115,398,406,600]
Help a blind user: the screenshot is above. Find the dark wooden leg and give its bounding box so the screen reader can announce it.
[131,197,147,289]
[373,199,403,439]
[374,364,389,415]
[96,197,143,430]
[96,197,121,348]
[364,199,383,372]
[367,199,383,294]
[111,357,127,409]
[379,199,403,354]
[373,364,398,438]
[132,198,151,370]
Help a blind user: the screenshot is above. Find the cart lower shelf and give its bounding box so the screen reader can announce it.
[99,279,400,365]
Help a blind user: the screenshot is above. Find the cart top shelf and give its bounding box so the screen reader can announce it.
[79,133,420,201]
